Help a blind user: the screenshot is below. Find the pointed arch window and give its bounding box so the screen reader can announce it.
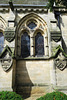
[35,32,44,56]
[21,32,30,58]
[0,32,4,53]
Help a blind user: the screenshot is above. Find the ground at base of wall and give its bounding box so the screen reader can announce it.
[25,93,45,100]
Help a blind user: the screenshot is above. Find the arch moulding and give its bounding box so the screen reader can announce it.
[0,16,7,33]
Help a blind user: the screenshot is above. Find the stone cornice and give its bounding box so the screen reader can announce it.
[53,6,67,12]
[0,4,48,13]
[0,4,67,13]
[14,4,48,13]
[0,4,9,12]
[0,8,9,12]
[15,8,48,13]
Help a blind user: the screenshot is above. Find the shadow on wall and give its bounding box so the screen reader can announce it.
[60,16,67,54]
[60,16,65,27]
[62,38,67,54]
[15,61,33,99]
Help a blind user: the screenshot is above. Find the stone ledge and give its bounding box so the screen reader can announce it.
[0,4,48,13]
[16,83,50,87]
[15,8,48,13]
[54,7,67,12]
[0,88,13,91]
[0,8,9,12]
[53,85,67,90]
[16,56,50,60]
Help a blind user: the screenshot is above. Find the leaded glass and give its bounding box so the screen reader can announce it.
[21,32,30,58]
[35,32,44,56]
[27,22,37,29]
[0,32,4,53]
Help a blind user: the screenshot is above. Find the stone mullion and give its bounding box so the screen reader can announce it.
[30,35,34,57]
[44,32,49,56]
[45,37,49,56]
[44,35,45,56]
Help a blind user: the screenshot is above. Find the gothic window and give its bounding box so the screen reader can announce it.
[35,32,44,56]
[27,22,37,29]
[0,32,4,53]
[17,15,48,58]
[21,32,30,58]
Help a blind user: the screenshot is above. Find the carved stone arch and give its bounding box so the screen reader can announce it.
[0,16,7,32]
[15,13,48,57]
[19,29,30,36]
[34,29,44,37]
[16,12,47,34]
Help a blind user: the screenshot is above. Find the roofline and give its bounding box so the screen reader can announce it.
[0,4,47,7]
[0,4,66,9]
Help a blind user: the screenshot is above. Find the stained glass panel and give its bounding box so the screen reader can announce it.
[27,22,37,29]
[21,32,30,58]
[35,32,44,56]
[0,32,4,53]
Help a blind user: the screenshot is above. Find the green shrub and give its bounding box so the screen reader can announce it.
[0,91,23,100]
[37,91,67,100]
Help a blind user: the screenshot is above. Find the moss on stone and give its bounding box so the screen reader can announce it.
[0,45,15,58]
[51,45,67,58]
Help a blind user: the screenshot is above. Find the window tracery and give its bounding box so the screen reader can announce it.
[27,22,37,29]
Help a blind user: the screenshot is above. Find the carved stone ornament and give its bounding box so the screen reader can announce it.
[50,19,61,42]
[1,52,13,72]
[39,24,44,30]
[4,27,15,42]
[55,52,67,71]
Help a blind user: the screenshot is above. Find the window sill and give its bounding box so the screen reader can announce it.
[16,56,50,60]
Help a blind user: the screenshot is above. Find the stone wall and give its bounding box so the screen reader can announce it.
[56,67,67,86]
[0,59,16,91]
[0,4,67,99]
[16,59,54,98]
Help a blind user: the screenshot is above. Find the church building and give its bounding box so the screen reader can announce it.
[0,0,67,99]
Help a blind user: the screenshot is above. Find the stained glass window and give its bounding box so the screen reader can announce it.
[27,22,37,29]
[35,32,44,56]
[0,32,4,53]
[21,32,30,58]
